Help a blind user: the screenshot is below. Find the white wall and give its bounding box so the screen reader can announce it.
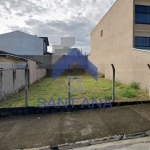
[0,68,47,101]
[0,31,44,55]
[1,70,25,100]
[36,69,47,81]
[28,60,47,84]
[28,60,37,85]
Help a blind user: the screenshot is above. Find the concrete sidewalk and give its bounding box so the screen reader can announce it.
[1,104,150,150]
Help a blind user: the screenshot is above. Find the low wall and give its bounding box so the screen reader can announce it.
[0,69,25,101]
[0,68,47,101]
[28,60,37,85]
[28,60,47,84]
[36,69,47,81]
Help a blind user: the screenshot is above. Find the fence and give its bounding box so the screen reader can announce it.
[0,68,47,101]
[0,64,150,109]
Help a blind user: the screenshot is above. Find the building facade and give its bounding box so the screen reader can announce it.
[89,0,150,89]
[0,31,49,56]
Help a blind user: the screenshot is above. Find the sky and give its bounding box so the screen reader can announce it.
[0,0,116,54]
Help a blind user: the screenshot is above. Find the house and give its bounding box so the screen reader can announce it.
[89,0,150,89]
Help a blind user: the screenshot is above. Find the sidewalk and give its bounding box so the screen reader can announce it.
[1,104,150,150]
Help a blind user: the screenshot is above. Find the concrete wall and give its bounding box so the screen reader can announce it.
[22,55,52,69]
[28,60,47,84]
[89,0,150,89]
[28,60,37,85]
[0,69,25,100]
[22,55,65,69]
[89,0,135,85]
[0,67,47,101]
[0,31,44,55]
[36,69,47,81]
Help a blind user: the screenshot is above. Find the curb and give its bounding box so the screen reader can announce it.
[14,145,51,150]
[14,131,150,150]
[54,131,150,150]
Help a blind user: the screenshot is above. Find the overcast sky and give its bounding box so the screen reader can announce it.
[0,0,116,53]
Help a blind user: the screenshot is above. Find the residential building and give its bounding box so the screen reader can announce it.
[89,0,150,89]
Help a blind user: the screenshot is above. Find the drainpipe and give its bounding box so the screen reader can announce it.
[68,65,71,106]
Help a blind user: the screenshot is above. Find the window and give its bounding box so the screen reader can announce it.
[101,30,103,37]
[135,36,150,49]
[135,5,150,24]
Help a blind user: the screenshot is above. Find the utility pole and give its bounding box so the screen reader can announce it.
[147,64,150,100]
[68,65,71,106]
[111,64,115,102]
[25,62,29,107]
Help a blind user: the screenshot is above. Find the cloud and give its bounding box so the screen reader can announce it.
[0,0,116,53]
[24,16,93,50]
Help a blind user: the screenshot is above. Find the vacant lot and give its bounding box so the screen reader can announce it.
[0,73,149,108]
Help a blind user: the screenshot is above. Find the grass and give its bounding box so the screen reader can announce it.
[118,89,136,98]
[0,73,149,108]
[129,82,139,89]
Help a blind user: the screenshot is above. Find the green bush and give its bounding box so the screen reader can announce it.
[129,82,139,89]
[119,89,136,98]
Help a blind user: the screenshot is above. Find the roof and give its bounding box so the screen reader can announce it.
[39,37,49,46]
[0,50,28,62]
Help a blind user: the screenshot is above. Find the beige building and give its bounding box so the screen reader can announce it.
[89,0,150,89]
